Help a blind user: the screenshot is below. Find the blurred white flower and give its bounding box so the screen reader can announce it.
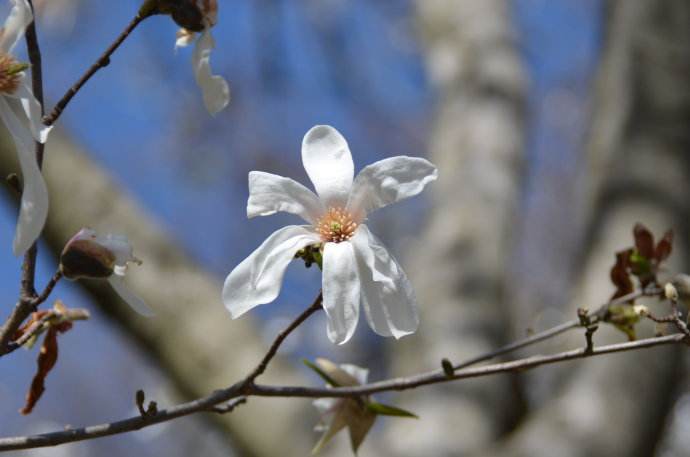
[173,0,229,115]
[60,228,153,316]
[223,125,438,344]
[0,0,52,256]
[310,358,375,455]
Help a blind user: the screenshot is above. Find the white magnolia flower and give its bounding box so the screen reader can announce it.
[311,359,375,454]
[173,0,229,115]
[223,125,438,344]
[60,228,154,316]
[0,0,52,256]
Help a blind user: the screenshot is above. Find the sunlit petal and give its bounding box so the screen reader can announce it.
[223,225,320,318]
[108,274,154,317]
[322,241,360,345]
[301,125,354,207]
[0,0,32,53]
[247,171,324,223]
[192,30,229,115]
[8,81,52,143]
[0,97,48,256]
[351,225,419,338]
[347,156,437,219]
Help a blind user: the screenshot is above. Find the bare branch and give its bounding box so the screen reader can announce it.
[0,327,684,451]
[42,11,152,126]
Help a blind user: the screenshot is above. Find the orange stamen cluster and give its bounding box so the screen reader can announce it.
[316,207,358,243]
[0,53,21,95]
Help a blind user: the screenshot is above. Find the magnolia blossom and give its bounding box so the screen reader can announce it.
[223,125,438,344]
[0,0,52,256]
[60,228,153,316]
[173,0,229,115]
[311,359,375,454]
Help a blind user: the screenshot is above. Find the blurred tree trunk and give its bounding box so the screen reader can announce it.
[379,1,528,455]
[0,131,312,457]
[473,1,690,456]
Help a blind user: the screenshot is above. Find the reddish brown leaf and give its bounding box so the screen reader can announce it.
[655,230,674,262]
[633,223,655,259]
[610,249,634,300]
[12,311,50,341]
[21,328,59,415]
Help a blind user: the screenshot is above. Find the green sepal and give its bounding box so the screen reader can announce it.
[366,401,418,419]
[302,359,341,387]
[7,62,29,76]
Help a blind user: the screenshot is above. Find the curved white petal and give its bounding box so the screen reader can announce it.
[313,398,338,416]
[347,156,438,219]
[0,0,32,53]
[223,225,320,318]
[192,30,229,115]
[351,225,419,338]
[8,81,52,143]
[108,274,154,317]
[301,125,354,207]
[322,241,360,345]
[0,97,48,256]
[247,171,324,223]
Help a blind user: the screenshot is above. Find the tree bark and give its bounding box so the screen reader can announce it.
[473,1,690,456]
[379,1,528,455]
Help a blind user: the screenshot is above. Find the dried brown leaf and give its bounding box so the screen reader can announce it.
[633,223,655,259]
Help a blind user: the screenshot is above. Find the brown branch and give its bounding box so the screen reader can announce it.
[5,306,88,355]
[242,291,323,387]
[42,12,152,126]
[0,328,684,450]
[1,270,64,356]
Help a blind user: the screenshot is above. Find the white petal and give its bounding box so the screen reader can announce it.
[96,233,139,267]
[8,81,52,143]
[0,97,48,256]
[301,125,354,207]
[313,398,338,416]
[247,171,324,224]
[223,225,320,318]
[351,225,419,338]
[192,30,229,115]
[175,28,195,48]
[339,364,369,385]
[347,156,438,219]
[107,274,154,317]
[0,0,32,53]
[322,241,360,345]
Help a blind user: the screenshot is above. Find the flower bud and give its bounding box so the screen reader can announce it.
[665,282,679,302]
[60,229,116,279]
[156,0,216,31]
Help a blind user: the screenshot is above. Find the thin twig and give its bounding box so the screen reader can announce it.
[42,12,151,126]
[5,307,89,354]
[0,332,683,451]
[242,291,323,387]
[210,397,247,414]
[451,287,652,370]
[0,271,64,356]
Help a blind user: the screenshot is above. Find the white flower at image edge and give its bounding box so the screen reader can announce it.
[223,125,438,344]
[174,6,229,116]
[0,0,52,256]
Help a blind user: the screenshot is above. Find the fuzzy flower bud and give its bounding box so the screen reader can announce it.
[59,228,153,316]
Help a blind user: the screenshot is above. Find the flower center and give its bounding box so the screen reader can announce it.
[316,207,358,243]
[0,53,23,95]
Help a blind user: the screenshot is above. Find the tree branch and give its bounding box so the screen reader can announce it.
[0,321,684,451]
[42,11,151,126]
